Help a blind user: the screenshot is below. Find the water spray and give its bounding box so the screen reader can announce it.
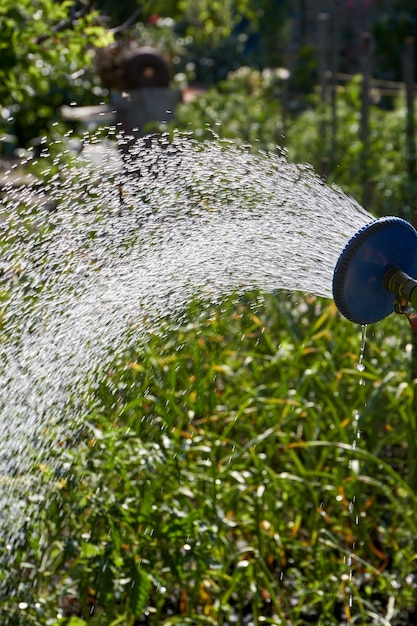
[332,216,417,330]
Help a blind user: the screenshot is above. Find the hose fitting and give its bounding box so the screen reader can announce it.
[383,267,417,310]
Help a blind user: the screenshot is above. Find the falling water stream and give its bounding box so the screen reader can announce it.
[346,325,368,612]
[0,131,373,596]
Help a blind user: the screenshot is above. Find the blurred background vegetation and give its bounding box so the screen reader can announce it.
[2,1,417,625]
[2,0,417,215]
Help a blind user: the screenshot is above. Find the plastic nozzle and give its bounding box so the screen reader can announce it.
[333,216,417,324]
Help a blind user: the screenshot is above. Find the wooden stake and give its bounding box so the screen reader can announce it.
[404,36,416,208]
[360,32,372,208]
[330,5,341,168]
[318,12,330,178]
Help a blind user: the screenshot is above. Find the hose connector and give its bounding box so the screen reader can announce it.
[383,267,417,310]
[383,267,417,332]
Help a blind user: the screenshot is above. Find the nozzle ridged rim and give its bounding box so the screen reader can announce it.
[332,216,417,324]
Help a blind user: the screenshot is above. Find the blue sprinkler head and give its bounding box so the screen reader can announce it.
[332,216,417,325]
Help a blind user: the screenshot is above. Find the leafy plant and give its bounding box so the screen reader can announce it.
[0,0,112,151]
[286,78,417,218]
[2,293,417,625]
[172,66,288,152]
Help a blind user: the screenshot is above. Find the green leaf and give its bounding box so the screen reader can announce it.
[128,562,152,617]
[66,618,88,626]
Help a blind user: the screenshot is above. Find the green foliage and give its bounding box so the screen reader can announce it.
[2,293,417,624]
[171,71,417,218]
[139,0,263,43]
[172,66,287,152]
[107,1,291,84]
[283,79,417,217]
[0,0,112,150]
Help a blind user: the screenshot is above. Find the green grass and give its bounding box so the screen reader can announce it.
[1,292,417,625]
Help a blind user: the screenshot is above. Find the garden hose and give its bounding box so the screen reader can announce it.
[332,216,417,326]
